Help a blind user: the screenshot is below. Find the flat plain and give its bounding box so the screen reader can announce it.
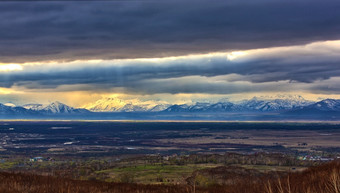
[0,121,339,156]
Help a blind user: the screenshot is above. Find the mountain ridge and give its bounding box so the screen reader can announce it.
[82,97,170,112]
[0,98,339,120]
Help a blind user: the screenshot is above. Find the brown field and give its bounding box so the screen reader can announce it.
[157,129,340,151]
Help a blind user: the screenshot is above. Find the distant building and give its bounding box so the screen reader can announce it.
[29,157,44,162]
[297,155,334,162]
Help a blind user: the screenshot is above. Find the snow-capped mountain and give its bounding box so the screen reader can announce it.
[0,97,339,120]
[206,102,238,112]
[24,101,89,114]
[239,96,313,112]
[298,99,340,112]
[83,98,126,112]
[188,102,211,112]
[0,103,37,115]
[0,103,16,113]
[163,104,191,112]
[83,97,170,112]
[164,102,237,112]
[3,103,16,107]
[0,101,89,117]
[40,101,89,114]
[119,103,149,112]
[149,104,171,112]
[23,104,45,111]
[164,95,313,112]
[166,102,238,112]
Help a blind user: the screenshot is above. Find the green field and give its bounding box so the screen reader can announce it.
[96,163,220,184]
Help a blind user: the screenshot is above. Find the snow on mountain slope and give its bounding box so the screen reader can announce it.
[4,103,16,107]
[0,103,36,115]
[83,97,169,112]
[2,94,337,116]
[149,104,171,112]
[206,102,238,112]
[239,95,313,112]
[188,103,211,112]
[83,98,126,112]
[301,99,340,111]
[42,101,72,113]
[164,104,190,112]
[23,104,45,111]
[164,102,238,112]
[164,95,314,112]
[0,103,13,112]
[41,101,89,114]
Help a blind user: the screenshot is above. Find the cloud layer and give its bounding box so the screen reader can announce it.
[1,40,340,96]
[1,0,340,62]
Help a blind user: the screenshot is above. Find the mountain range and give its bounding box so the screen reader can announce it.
[80,95,317,113]
[0,96,339,120]
[163,96,315,113]
[0,101,89,117]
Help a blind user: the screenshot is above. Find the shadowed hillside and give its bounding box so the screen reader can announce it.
[0,161,339,193]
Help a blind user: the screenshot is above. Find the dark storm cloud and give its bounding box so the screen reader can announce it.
[1,0,340,62]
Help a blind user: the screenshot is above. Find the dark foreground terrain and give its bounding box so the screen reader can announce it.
[0,161,339,193]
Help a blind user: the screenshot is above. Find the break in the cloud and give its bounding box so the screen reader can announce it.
[1,0,340,62]
[0,40,340,98]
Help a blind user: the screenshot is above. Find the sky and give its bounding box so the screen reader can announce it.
[0,0,340,107]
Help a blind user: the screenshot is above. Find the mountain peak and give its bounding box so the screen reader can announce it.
[83,97,127,112]
[49,101,66,107]
[312,99,340,111]
[42,101,75,114]
[82,97,169,112]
